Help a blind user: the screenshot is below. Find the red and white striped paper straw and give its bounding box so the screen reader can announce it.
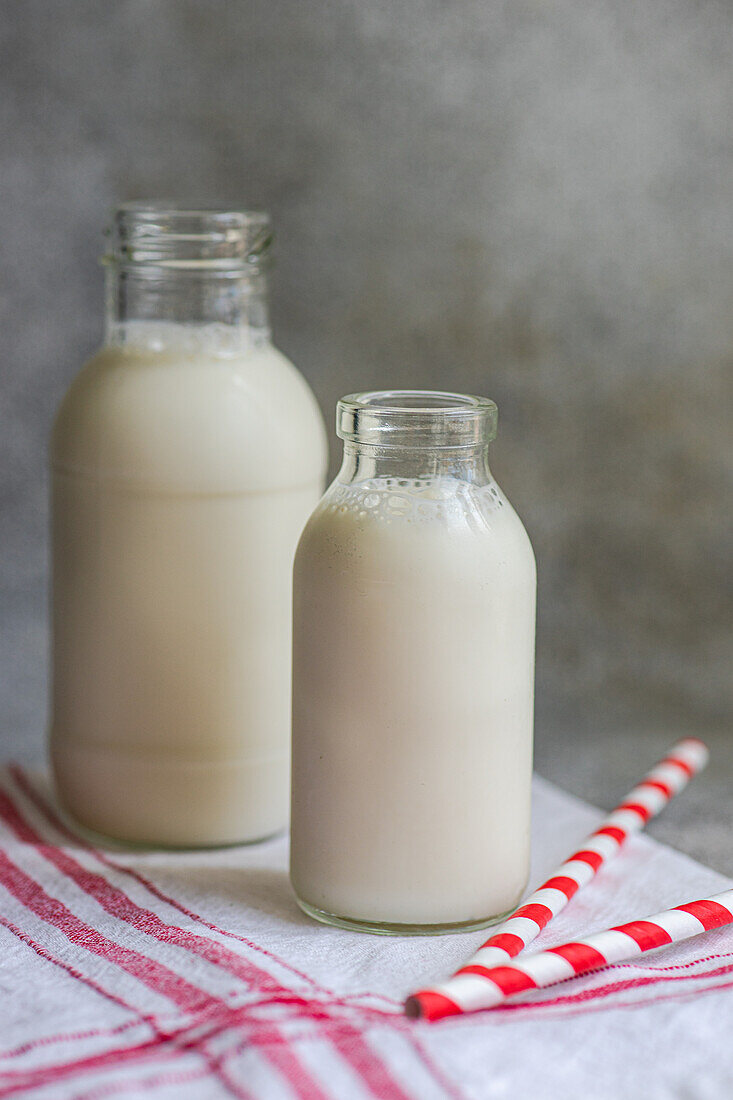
[407,737,709,1021]
[406,889,733,1015]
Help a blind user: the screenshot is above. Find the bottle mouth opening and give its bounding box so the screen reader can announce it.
[337,390,498,449]
[104,203,272,272]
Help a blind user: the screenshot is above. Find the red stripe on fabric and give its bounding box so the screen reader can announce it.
[614,920,672,952]
[512,903,553,929]
[542,876,580,899]
[9,768,392,1013]
[12,769,395,1007]
[404,1032,467,1100]
[0,788,284,998]
[0,1041,185,1100]
[331,1029,420,1100]
[639,778,673,799]
[0,848,210,1014]
[194,1052,255,1100]
[548,974,733,1018]
[594,826,626,845]
[0,909,240,1100]
[74,1064,214,1100]
[459,965,537,997]
[212,1009,424,1100]
[500,955,733,1015]
[248,1045,329,1100]
[548,941,608,974]
[674,900,733,931]
[481,932,525,956]
[0,1020,243,1100]
[0,910,153,1029]
[662,754,694,778]
[11,765,325,998]
[570,849,604,871]
[3,979,409,1099]
[0,880,473,1095]
[2,776,416,1100]
[0,795,318,1100]
[616,802,652,822]
[199,1009,419,1100]
[0,1020,141,1067]
[9,769,422,1100]
[72,1064,215,1100]
[218,950,733,1044]
[0,998,336,1100]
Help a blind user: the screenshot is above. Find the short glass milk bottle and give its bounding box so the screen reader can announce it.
[51,205,327,847]
[291,391,536,934]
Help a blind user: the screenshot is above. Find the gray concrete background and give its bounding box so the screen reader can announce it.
[0,3,731,866]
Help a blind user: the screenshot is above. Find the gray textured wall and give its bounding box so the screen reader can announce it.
[1,2,731,800]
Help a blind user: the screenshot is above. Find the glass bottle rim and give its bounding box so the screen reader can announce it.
[337,390,498,449]
[103,203,272,273]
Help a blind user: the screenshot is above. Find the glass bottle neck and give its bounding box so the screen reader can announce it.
[338,442,493,486]
[104,264,271,348]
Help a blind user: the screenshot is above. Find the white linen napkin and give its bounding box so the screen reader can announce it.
[0,764,730,1100]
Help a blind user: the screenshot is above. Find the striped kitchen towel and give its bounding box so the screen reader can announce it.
[0,764,731,1100]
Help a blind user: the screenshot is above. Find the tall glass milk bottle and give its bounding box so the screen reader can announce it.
[51,205,327,846]
[291,391,536,933]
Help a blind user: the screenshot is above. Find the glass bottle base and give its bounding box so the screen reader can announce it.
[295,896,516,937]
[50,739,289,849]
[55,799,286,852]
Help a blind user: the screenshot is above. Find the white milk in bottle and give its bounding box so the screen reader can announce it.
[291,391,535,933]
[51,206,327,846]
